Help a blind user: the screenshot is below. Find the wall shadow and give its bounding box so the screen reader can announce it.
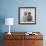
[0,16,5,46]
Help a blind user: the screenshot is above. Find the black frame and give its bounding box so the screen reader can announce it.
[18,7,36,24]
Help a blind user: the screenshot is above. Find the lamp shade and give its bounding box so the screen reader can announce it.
[5,18,14,25]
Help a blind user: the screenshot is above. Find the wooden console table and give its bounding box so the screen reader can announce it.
[4,32,43,46]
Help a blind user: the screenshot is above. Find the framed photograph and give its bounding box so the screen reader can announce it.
[18,7,36,24]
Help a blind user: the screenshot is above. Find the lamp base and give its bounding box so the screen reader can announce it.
[8,32,11,35]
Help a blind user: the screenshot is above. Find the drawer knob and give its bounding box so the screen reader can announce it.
[32,42,35,44]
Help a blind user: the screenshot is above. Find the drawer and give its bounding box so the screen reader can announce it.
[4,40,16,46]
[24,40,43,46]
[4,35,24,40]
[25,35,43,40]
[4,40,24,46]
[32,40,43,46]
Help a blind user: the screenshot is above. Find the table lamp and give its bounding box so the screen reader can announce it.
[5,18,14,35]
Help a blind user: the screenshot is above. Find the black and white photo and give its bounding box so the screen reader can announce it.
[19,7,36,24]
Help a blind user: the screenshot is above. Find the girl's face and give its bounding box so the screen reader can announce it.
[24,12,27,16]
